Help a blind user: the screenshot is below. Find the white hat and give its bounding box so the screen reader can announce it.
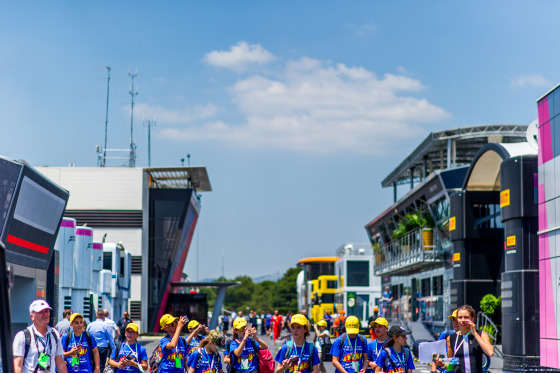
[29,300,51,314]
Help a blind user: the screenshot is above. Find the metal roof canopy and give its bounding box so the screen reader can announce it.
[146,167,212,192]
[381,124,528,188]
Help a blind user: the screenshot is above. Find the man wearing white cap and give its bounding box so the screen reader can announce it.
[13,299,67,373]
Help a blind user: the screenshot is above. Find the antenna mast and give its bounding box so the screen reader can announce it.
[129,68,138,167]
[143,116,156,167]
[102,66,111,167]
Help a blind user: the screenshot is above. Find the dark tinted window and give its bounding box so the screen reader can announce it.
[346,261,369,287]
[103,252,112,271]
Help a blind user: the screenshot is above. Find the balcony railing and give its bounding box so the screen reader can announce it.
[374,227,445,276]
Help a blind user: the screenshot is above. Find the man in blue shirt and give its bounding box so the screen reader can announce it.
[87,309,116,372]
[381,286,393,318]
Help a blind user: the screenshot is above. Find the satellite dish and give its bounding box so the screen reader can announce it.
[527,119,538,150]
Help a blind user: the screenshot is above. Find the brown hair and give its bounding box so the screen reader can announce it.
[457,305,476,321]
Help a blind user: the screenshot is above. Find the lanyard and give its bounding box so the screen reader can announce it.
[346,335,358,357]
[32,328,51,356]
[392,348,406,369]
[125,342,139,360]
[72,332,84,347]
[294,342,305,370]
[373,338,387,358]
[204,349,215,372]
[453,333,469,357]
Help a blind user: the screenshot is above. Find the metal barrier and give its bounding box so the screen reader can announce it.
[374,228,444,276]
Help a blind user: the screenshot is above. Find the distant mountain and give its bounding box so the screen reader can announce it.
[253,273,281,283]
[196,273,283,284]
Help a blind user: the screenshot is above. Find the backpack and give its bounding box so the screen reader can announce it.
[23,328,60,360]
[381,347,410,373]
[63,331,95,366]
[148,337,187,373]
[258,347,275,373]
[283,340,315,371]
[225,338,262,373]
[335,317,346,335]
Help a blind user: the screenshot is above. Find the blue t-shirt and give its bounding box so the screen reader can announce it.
[375,347,415,373]
[275,341,320,373]
[266,314,272,327]
[110,342,148,373]
[382,291,392,303]
[187,335,205,361]
[61,332,98,373]
[187,348,223,373]
[158,335,187,373]
[229,339,260,373]
[438,330,456,341]
[329,334,367,373]
[366,338,388,373]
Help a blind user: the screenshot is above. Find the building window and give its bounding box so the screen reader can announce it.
[130,301,142,321]
[131,256,142,274]
[103,252,112,271]
[473,203,503,229]
[346,261,369,287]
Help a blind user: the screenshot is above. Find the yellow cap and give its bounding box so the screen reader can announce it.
[159,314,179,329]
[233,317,247,330]
[317,320,328,328]
[370,317,388,328]
[290,314,308,327]
[188,320,200,330]
[69,313,83,324]
[448,310,458,319]
[125,323,139,333]
[345,316,360,334]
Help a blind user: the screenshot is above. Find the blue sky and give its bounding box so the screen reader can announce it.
[1,1,558,279]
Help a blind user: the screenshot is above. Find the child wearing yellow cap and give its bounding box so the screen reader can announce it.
[158,314,188,373]
[229,317,268,372]
[330,316,368,373]
[275,314,320,373]
[366,318,389,373]
[185,320,209,363]
[61,313,101,373]
[312,320,330,373]
[108,323,148,373]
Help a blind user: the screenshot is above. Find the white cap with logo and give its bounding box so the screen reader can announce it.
[29,300,51,314]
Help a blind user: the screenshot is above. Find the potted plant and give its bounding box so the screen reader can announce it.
[372,242,383,264]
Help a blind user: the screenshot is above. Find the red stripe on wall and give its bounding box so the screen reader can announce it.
[7,234,49,254]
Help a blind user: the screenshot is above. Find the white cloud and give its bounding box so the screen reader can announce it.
[511,74,551,88]
[156,54,450,155]
[352,22,377,37]
[203,41,275,72]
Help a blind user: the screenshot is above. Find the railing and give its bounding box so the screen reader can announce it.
[374,227,445,275]
[476,312,501,351]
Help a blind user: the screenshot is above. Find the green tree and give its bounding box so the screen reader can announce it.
[200,267,302,315]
